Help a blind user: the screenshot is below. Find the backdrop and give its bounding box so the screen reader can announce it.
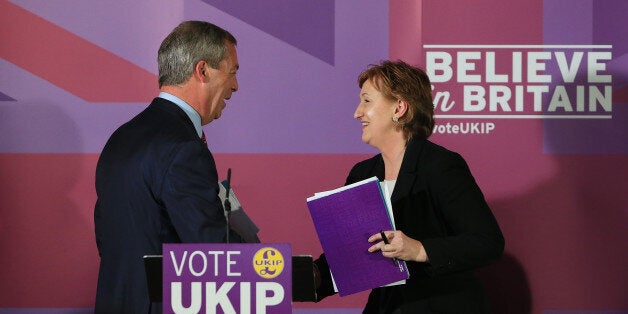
[1,0,626,313]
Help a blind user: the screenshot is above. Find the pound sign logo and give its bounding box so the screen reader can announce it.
[253,247,285,279]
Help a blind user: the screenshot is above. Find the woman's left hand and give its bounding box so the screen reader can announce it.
[368,230,429,262]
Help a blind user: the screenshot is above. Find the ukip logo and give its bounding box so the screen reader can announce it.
[253,247,285,279]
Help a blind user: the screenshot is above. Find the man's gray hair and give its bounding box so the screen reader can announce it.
[157,21,237,88]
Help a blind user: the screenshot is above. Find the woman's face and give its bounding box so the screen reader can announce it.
[354,79,397,148]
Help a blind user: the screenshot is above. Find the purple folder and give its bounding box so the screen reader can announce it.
[306,177,409,296]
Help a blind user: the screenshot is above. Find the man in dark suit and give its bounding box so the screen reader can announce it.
[94,21,239,313]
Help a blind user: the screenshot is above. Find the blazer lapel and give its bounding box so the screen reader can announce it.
[372,156,385,182]
[391,138,425,203]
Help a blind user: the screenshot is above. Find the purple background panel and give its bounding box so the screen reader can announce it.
[9,0,184,72]
[0,59,146,153]
[199,0,387,154]
[542,0,628,154]
[203,0,335,65]
[2,0,387,154]
[2,0,627,313]
[0,92,15,101]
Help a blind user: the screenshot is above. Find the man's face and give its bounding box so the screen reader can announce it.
[202,42,239,124]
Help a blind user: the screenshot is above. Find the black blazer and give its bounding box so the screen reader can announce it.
[315,138,504,313]
[94,98,227,313]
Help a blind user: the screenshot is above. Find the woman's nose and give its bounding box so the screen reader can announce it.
[353,104,363,119]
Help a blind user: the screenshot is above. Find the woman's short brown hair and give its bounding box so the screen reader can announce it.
[358,60,434,140]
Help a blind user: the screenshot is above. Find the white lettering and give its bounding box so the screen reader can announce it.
[256,282,284,314]
[169,281,286,313]
[555,51,583,83]
[588,52,612,83]
[548,85,573,112]
[457,52,482,83]
[171,282,202,314]
[489,85,512,112]
[169,250,242,278]
[227,251,241,276]
[485,52,508,83]
[515,85,524,111]
[433,122,496,135]
[432,85,455,112]
[424,47,614,121]
[239,282,251,314]
[589,85,612,111]
[171,251,188,277]
[425,51,453,82]
[205,282,236,314]
[527,52,552,83]
[512,52,523,83]
[189,251,207,277]
[207,251,224,276]
[463,85,486,111]
[425,50,612,84]
[527,85,549,111]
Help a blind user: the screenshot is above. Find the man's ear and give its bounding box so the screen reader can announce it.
[193,60,209,82]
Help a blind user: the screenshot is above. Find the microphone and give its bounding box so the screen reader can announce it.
[224,168,232,213]
[224,168,232,243]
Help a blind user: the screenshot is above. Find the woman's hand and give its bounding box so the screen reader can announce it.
[368,230,429,262]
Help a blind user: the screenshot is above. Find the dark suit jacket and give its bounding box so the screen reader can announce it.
[315,138,504,314]
[94,98,227,313]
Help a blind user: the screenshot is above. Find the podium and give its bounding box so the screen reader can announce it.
[291,255,317,302]
[143,251,316,303]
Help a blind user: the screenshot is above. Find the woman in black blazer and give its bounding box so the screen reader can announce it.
[314,61,504,313]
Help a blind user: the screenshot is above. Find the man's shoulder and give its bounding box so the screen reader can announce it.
[119,98,188,131]
[143,97,188,118]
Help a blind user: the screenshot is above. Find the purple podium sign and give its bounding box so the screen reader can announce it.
[163,243,292,314]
